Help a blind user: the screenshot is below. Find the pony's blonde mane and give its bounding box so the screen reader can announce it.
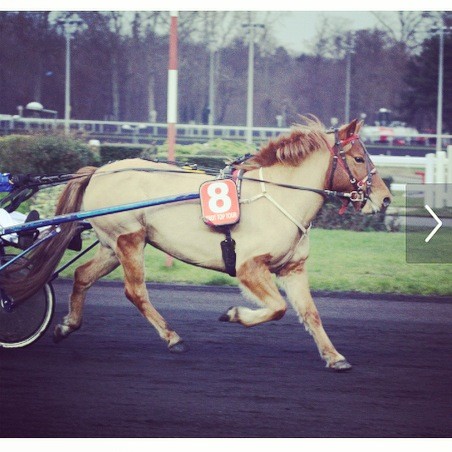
[240,115,327,169]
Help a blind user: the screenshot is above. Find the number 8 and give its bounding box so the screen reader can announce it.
[207,182,232,214]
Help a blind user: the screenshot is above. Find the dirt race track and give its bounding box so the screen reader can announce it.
[1,280,451,438]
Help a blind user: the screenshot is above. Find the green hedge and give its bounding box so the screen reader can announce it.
[315,199,390,231]
[98,139,256,166]
[0,137,244,176]
[0,134,99,175]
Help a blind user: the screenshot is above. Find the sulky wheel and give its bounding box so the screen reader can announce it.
[0,254,55,348]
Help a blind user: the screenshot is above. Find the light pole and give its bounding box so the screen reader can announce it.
[208,45,215,129]
[344,32,355,124]
[205,12,217,133]
[243,20,264,145]
[431,25,452,153]
[58,13,83,135]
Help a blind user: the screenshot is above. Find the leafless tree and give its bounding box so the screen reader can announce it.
[371,11,437,53]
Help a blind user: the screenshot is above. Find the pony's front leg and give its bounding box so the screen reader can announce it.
[278,262,352,371]
[219,256,287,326]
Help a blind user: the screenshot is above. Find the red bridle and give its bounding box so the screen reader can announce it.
[326,130,376,214]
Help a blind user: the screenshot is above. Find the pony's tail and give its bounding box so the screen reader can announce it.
[0,166,97,301]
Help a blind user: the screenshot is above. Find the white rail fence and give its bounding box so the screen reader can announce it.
[373,146,451,208]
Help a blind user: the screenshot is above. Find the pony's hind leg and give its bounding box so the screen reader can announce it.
[115,229,186,352]
[278,262,352,371]
[219,255,287,326]
[54,244,120,342]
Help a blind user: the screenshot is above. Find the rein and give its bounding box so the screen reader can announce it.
[237,131,375,205]
[237,173,364,202]
[240,173,363,202]
[10,164,218,189]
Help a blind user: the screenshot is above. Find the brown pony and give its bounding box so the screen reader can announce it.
[4,117,391,370]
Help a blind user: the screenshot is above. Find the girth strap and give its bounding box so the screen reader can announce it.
[240,168,310,236]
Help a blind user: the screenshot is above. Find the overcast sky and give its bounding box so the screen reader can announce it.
[269,11,384,54]
[5,0,450,55]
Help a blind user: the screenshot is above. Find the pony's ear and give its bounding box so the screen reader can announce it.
[339,118,358,138]
[355,119,364,134]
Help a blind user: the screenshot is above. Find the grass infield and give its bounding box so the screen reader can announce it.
[55,229,451,296]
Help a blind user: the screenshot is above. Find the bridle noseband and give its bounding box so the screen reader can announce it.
[326,129,376,211]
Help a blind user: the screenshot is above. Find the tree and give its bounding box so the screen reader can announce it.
[401,33,452,132]
[371,11,437,53]
[68,12,121,120]
[351,29,409,123]
[0,12,61,115]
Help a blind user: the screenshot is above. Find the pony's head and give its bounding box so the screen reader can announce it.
[326,119,392,213]
[240,115,391,214]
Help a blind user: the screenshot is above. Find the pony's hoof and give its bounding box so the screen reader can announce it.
[218,306,235,322]
[169,341,188,353]
[329,359,352,371]
[53,325,68,343]
[218,312,230,322]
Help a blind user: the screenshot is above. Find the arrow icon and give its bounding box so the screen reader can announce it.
[424,205,443,243]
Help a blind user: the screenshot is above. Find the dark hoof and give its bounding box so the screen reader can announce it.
[169,341,189,353]
[53,326,67,344]
[329,359,352,371]
[53,323,78,344]
[218,306,234,322]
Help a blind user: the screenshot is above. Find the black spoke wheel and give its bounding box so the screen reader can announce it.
[0,254,54,348]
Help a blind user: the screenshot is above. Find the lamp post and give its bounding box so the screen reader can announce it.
[430,25,452,153]
[205,12,217,134]
[243,20,264,145]
[344,32,355,124]
[57,13,83,135]
[208,45,215,131]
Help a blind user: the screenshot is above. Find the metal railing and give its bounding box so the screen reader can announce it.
[1,116,451,150]
[0,116,287,144]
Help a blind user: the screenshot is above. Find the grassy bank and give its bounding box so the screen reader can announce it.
[55,229,451,296]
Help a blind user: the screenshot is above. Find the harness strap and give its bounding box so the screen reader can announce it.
[234,169,245,198]
[240,168,310,236]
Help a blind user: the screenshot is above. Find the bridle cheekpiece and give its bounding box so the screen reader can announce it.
[327,129,376,214]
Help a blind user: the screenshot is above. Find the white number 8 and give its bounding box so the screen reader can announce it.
[207,182,232,213]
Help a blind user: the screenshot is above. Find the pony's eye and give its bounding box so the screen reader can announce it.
[354,157,365,163]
